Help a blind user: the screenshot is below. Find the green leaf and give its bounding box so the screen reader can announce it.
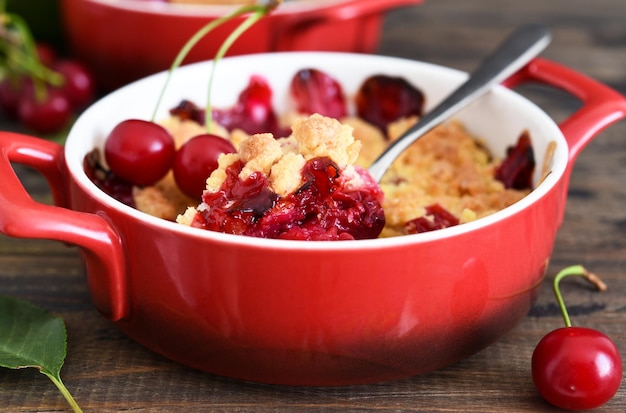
[0,295,83,413]
[0,295,66,373]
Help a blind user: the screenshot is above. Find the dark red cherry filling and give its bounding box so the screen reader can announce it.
[495,131,535,190]
[289,70,425,136]
[188,157,385,241]
[355,74,425,134]
[171,76,287,137]
[170,99,205,124]
[290,68,348,119]
[84,149,135,208]
[84,66,534,240]
[405,203,459,234]
[212,75,288,137]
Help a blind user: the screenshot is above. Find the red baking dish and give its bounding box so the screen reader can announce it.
[59,0,424,90]
[1,52,625,386]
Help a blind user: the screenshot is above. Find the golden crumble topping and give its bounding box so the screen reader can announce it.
[290,114,361,168]
[158,116,228,148]
[136,111,530,238]
[378,118,529,237]
[202,114,362,199]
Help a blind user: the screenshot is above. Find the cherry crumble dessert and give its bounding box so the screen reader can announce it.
[83,2,538,241]
[175,114,385,240]
[85,67,536,240]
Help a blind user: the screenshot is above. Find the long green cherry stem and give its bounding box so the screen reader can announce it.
[151,0,282,126]
[0,10,63,101]
[553,265,607,328]
[204,7,269,132]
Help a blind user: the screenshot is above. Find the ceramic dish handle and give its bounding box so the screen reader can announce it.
[0,132,128,321]
[504,57,626,166]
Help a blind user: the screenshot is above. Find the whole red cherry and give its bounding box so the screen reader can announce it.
[104,119,176,187]
[0,77,27,119]
[17,86,72,134]
[532,265,622,411]
[173,133,236,199]
[35,43,58,67]
[53,60,96,110]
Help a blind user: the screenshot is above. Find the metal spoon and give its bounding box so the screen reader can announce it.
[367,24,552,182]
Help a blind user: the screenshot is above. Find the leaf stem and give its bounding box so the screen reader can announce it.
[44,372,84,413]
[553,264,607,328]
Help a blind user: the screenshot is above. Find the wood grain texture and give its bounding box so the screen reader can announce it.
[1,0,626,411]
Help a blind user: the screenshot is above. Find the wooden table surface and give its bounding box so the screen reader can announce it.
[2,0,626,411]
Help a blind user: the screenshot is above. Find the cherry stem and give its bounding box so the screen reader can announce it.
[151,1,282,125]
[205,9,267,132]
[553,264,607,328]
[0,9,63,101]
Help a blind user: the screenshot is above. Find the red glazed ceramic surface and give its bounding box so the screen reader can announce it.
[1,53,625,385]
[59,0,424,90]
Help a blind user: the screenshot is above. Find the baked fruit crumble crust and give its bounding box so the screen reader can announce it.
[89,109,531,240]
[86,70,535,240]
[176,114,386,240]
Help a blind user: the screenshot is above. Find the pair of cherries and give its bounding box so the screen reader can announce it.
[105,119,235,199]
[104,1,283,199]
[0,6,95,134]
[0,43,95,135]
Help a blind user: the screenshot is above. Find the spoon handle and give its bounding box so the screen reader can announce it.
[367,24,552,182]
